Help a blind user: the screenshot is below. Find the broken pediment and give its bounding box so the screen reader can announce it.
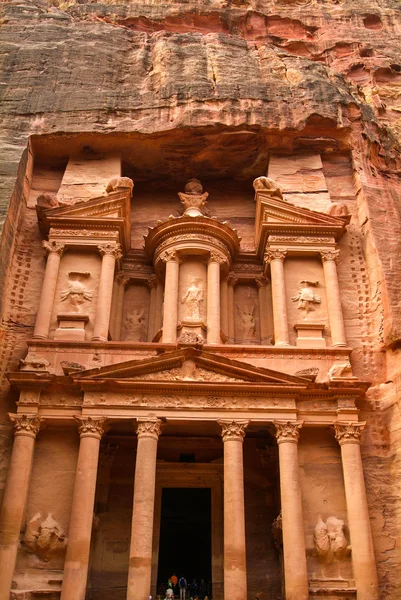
[73,348,310,388]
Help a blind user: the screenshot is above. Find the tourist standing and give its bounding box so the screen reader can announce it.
[179,575,187,600]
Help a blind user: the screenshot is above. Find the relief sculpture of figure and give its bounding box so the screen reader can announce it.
[181,278,204,320]
[60,272,93,313]
[292,280,321,317]
[314,515,351,562]
[126,308,146,340]
[237,304,256,340]
[23,513,67,561]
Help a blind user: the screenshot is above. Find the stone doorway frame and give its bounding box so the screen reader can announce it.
[151,463,224,600]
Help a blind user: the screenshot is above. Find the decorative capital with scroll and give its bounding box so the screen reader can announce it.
[9,413,43,439]
[227,271,238,287]
[264,249,287,263]
[320,250,340,264]
[75,416,108,440]
[159,249,182,264]
[208,251,227,266]
[115,271,130,286]
[334,421,365,445]
[136,418,163,440]
[273,421,303,444]
[43,240,65,256]
[98,242,123,259]
[218,419,249,442]
[255,275,268,289]
[147,274,158,289]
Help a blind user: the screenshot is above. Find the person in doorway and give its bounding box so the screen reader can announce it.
[171,573,178,594]
[179,575,187,600]
[199,579,207,599]
[189,578,198,599]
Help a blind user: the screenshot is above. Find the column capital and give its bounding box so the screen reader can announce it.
[98,242,123,259]
[159,249,182,264]
[115,271,130,286]
[255,275,269,289]
[8,413,43,438]
[136,418,163,440]
[75,416,107,440]
[147,274,158,289]
[274,421,303,444]
[43,240,65,256]
[218,419,249,442]
[334,421,366,445]
[264,249,287,263]
[227,271,238,287]
[321,249,340,263]
[208,251,227,266]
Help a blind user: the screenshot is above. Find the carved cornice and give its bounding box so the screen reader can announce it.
[264,249,287,263]
[98,243,123,259]
[321,250,340,264]
[43,240,65,256]
[9,413,43,438]
[75,416,107,439]
[334,422,366,445]
[274,421,303,444]
[218,419,249,442]
[136,418,163,440]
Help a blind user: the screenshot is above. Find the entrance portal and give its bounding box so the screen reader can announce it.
[157,488,212,597]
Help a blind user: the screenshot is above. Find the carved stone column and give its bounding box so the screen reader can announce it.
[92,243,122,341]
[321,250,347,347]
[0,414,42,600]
[227,272,238,343]
[154,278,164,337]
[33,241,64,339]
[127,419,162,600]
[334,423,379,600]
[113,272,129,341]
[61,417,107,600]
[207,252,224,344]
[274,421,309,600]
[255,275,270,345]
[218,420,249,600]
[220,277,229,338]
[265,250,289,346]
[161,251,181,343]
[147,275,157,341]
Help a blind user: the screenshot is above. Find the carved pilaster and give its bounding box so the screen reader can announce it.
[98,242,123,259]
[43,240,65,256]
[218,419,249,442]
[136,418,163,440]
[334,422,366,445]
[320,249,340,263]
[75,416,107,440]
[8,413,43,438]
[274,421,303,444]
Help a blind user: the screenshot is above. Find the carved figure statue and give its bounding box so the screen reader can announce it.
[327,203,350,218]
[60,272,93,313]
[126,309,146,340]
[292,280,321,316]
[181,279,204,320]
[252,177,284,200]
[105,176,134,195]
[237,304,256,339]
[328,361,354,380]
[23,513,67,561]
[36,193,59,209]
[314,515,351,561]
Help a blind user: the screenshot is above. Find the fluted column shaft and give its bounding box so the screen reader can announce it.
[219,420,249,600]
[227,273,237,343]
[274,421,309,600]
[256,276,269,345]
[92,243,122,341]
[207,253,224,345]
[335,423,379,600]
[147,276,157,341]
[161,251,180,343]
[321,250,347,347]
[60,417,106,600]
[265,250,289,346]
[33,241,64,339]
[220,278,229,338]
[0,414,42,600]
[127,419,162,600]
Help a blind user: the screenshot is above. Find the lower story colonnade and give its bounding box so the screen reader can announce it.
[0,413,379,600]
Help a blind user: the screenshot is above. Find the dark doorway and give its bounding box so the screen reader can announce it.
[157,488,212,597]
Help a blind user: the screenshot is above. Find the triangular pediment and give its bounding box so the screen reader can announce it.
[73,348,310,387]
[254,191,347,252]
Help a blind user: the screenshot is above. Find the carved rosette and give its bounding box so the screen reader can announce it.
[334,422,366,445]
[9,413,43,438]
[75,416,107,440]
[98,242,123,259]
[136,418,163,440]
[43,240,65,256]
[159,249,182,264]
[264,249,287,263]
[321,250,340,264]
[218,419,249,442]
[274,421,303,444]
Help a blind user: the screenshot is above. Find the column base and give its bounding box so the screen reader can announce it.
[32,334,49,340]
[274,341,291,347]
[332,342,347,347]
[91,336,108,342]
